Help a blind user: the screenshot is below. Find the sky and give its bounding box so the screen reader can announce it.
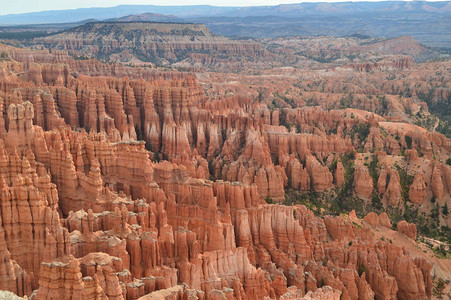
[1,0,448,15]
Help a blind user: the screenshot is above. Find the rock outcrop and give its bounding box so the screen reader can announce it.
[397,221,417,240]
[379,167,402,206]
[353,164,373,200]
[363,212,392,228]
[409,172,428,204]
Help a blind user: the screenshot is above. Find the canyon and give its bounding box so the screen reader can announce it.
[0,18,449,300]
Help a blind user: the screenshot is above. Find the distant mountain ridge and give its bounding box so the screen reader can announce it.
[0,2,449,24]
[107,13,184,23]
[0,2,449,48]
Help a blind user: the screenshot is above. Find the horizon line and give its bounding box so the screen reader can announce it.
[1,0,449,17]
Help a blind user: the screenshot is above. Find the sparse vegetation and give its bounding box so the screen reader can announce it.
[432,278,446,299]
[339,93,354,109]
[367,155,382,210]
[417,88,451,138]
[375,95,388,115]
[395,164,414,202]
[348,123,371,151]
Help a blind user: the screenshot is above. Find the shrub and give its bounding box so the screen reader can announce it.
[355,123,370,142]
[265,195,273,204]
[358,263,366,276]
[405,135,413,149]
[443,203,449,216]
[371,191,382,210]
[152,152,161,163]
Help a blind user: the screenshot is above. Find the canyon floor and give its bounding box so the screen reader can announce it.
[0,21,450,300]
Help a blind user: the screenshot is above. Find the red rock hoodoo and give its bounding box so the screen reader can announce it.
[0,32,449,300]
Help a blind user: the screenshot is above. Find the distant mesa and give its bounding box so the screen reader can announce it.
[37,21,266,66]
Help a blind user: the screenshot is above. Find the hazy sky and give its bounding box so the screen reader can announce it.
[2,0,448,15]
